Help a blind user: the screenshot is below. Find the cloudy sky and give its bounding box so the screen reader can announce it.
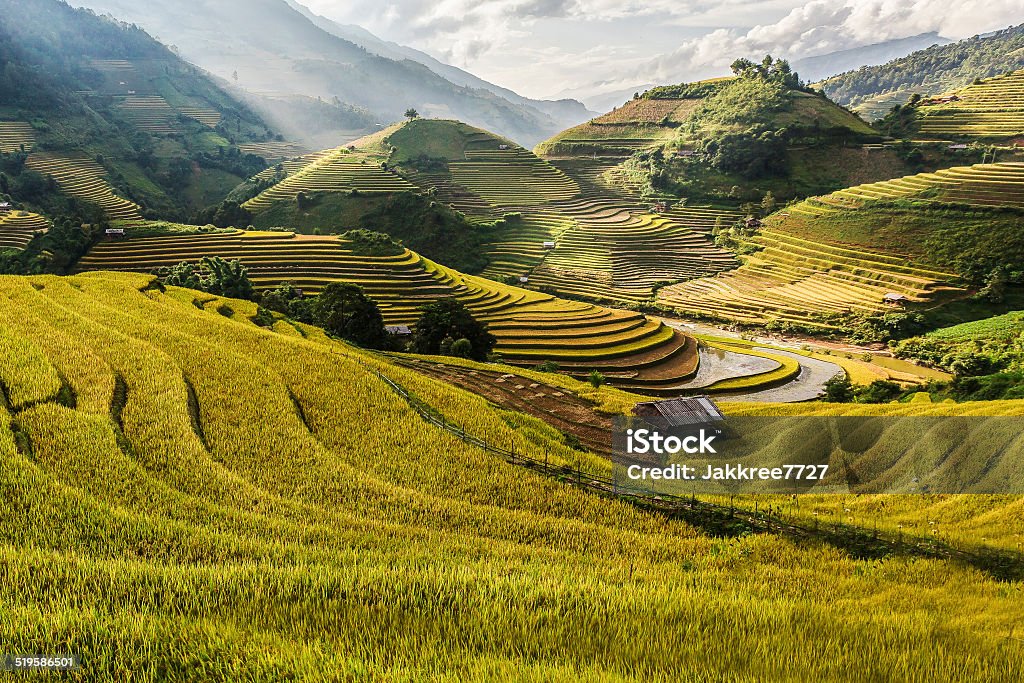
[302,0,1024,99]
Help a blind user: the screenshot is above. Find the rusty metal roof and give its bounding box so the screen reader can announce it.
[633,396,724,426]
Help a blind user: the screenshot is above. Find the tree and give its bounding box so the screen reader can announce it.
[260,281,303,314]
[976,267,1008,304]
[823,376,855,403]
[588,370,606,388]
[410,298,496,361]
[404,108,419,120]
[311,282,388,349]
[760,191,777,214]
[156,256,253,300]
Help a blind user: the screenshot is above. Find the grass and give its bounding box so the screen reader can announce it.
[0,271,1023,680]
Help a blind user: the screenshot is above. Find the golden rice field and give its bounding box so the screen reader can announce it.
[656,229,955,328]
[76,229,708,391]
[0,210,49,251]
[800,161,1024,212]
[916,70,1024,138]
[24,153,142,222]
[0,270,1022,680]
[242,146,416,212]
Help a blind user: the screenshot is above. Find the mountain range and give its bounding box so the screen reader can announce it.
[74,0,592,148]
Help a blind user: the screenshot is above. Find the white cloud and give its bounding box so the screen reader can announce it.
[641,0,1024,84]
[302,0,1022,98]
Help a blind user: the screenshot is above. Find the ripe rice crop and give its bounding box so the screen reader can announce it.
[0,271,1022,680]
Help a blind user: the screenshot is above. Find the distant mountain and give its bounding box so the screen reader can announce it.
[0,0,277,220]
[73,0,590,148]
[282,0,593,126]
[794,33,950,83]
[819,24,1024,117]
[548,82,657,114]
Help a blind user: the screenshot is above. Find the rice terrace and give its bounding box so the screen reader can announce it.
[2,0,1024,680]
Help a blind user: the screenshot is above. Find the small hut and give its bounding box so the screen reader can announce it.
[633,396,725,427]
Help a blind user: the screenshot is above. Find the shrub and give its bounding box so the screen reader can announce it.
[588,370,606,389]
[823,376,854,403]
[156,256,254,300]
[341,229,403,256]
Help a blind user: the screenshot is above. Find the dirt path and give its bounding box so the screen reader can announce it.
[717,348,844,403]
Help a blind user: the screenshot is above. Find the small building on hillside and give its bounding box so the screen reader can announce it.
[650,201,668,213]
[883,292,909,306]
[633,396,725,427]
[674,150,698,158]
[744,217,763,230]
[518,275,530,284]
[498,144,509,150]
[0,201,11,213]
[105,228,126,238]
[542,240,556,250]
[385,325,412,337]
[948,143,969,151]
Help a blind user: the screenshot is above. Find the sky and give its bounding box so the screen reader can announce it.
[302,0,1024,100]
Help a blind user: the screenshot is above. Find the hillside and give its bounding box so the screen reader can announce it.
[819,24,1024,119]
[74,0,589,148]
[791,33,950,83]
[905,70,1024,139]
[234,118,740,304]
[2,270,1023,677]
[0,0,281,222]
[537,75,876,159]
[657,161,1024,332]
[534,66,916,205]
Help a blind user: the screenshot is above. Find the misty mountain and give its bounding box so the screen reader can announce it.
[282,0,593,126]
[73,0,589,148]
[0,0,276,219]
[794,33,951,83]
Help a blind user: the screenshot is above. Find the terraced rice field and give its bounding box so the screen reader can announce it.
[117,96,177,134]
[24,153,142,222]
[657,230,955,329]
[525,198,737,302]
[3,271,1023,679]
[448,145,579,206]
[0,121,35,153]
[243,147,415,212]
[795,162,1024,213]
[916,70,1024,138]
[177,106,222,127]
[76,229,702,391]
[0,211,49,251]
[238,141,310,161]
